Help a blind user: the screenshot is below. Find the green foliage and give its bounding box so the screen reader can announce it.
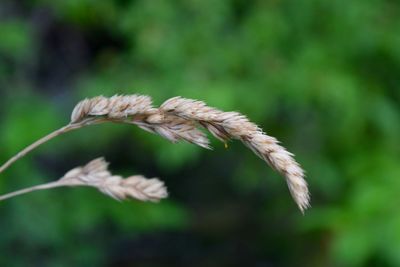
[0,21,32,60]
[1,0,399,266]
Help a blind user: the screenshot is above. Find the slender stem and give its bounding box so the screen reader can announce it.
[0,121,91,174]
[0,181,66,201]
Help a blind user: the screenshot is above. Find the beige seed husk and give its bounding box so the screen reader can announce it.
[0,158,168,202]
[0,94,310,212]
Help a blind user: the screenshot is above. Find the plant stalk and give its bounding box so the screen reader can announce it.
[0,121,93,174]
[0,181,66,201]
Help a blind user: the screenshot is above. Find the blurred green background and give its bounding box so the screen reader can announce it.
[1,0,399,266]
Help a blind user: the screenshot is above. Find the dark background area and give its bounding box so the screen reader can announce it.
[0,0,399,266]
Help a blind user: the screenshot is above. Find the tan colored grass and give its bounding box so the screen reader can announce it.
[160,97,310,212]
[0,94,310,212]
[0,158,168,202]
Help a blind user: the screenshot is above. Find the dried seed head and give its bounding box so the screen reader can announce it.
[70,94,154,123]
[71,98,91,123]
[160,96,310,212]
[89,96,110,116]
[62,94,310,211]
[60,158,168,202]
